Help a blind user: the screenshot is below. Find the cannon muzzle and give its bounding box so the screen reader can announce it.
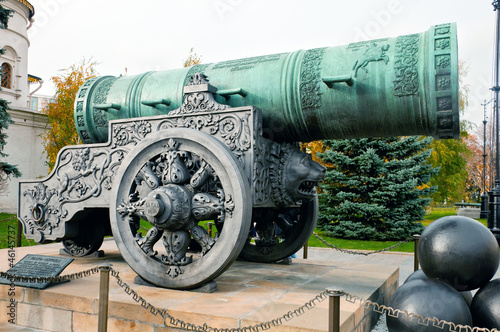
[75,23,459,144]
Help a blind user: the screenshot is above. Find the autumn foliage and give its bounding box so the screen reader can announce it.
[183,48,202,68]
[42,59,97,171]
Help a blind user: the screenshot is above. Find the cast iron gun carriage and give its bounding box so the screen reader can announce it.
[18,24,459,289]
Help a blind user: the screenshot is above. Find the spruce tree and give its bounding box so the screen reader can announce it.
[317,136,437,240]
[0,1,20,186]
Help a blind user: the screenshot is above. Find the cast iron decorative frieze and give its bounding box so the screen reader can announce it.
[21,183,60,242]
[20,145,127,242]
[393,34,420,96]
[253,110,272,205]
[112,120,152,148]
[169,73,229,116]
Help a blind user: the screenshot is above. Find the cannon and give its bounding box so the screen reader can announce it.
[18,23,459,289]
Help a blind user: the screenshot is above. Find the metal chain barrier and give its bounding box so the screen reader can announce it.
[312,232,414,256]
[110,267,331,332]
[0,267,498,331]
[0,267,100,284]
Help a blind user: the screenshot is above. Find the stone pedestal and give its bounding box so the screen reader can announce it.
[0,239,399,332]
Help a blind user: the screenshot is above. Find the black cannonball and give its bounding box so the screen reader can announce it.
[470,278,500,329]
[417,216,500,291]
[404,269,428,284]
[460,290,473,307]
[404,270,473,306]
[387,278,472,332]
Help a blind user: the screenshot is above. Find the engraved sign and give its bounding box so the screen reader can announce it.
[0,254,73,289]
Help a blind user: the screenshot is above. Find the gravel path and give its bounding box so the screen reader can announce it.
[371,314,388,332]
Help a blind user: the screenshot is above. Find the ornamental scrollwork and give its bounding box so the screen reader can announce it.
[393,34,420,97]
[168,73,229,116]
[157,113,251,161]
[300,48,326,111]
[21,183,61,239]
[112,120,152,148]
[56,148,126,207]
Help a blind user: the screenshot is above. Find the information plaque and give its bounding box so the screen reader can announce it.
[0,254,73,289]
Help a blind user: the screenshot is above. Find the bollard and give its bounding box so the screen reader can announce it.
[303,240,308,259]
[413,234,420,271]
[98,264,112,332]
[208,222,213,237]
[327,288,342,332]
[16,219,22,248]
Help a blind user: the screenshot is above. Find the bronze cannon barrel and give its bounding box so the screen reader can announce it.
[75,23,459,144]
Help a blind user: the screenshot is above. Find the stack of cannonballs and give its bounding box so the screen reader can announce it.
[387,216,500,331]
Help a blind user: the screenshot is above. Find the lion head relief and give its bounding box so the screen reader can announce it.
[270,143,326,206]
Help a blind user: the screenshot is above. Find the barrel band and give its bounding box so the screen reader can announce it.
[431,23,459,140]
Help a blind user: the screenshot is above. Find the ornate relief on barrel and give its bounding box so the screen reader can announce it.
[92,77,118,128]
[393,33,420,97]
[433,23,457,139]
[74,77,99,143]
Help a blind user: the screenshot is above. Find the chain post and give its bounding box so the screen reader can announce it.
[16,218,22,248]
[208,222,213,237]
[327,288,342,332]
[303,240,308,259]
[413,234,420,271]
[98,264,112,332]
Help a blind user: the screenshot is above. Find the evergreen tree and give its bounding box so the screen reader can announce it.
[0,1,20,190]
[316,136,437,240]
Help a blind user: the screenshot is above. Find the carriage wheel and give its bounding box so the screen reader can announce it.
[110,128,251,289]
[239,196,318,263]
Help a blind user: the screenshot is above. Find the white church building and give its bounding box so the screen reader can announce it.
[1,0,50,213]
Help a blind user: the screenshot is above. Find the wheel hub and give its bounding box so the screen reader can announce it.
[144,185,192,231]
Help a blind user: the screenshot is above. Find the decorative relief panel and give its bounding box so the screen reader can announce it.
[112,120,152,148]
[393,34,420,97]
[437,97,452,111]
[435,54,451,70]
[436,75,452,91]
[20,146,128,240]
[432,23,456,139]
[300,48,326,112]
[435,25,451,35]
[93,77,118,128]
[435,38,451,51]
[75,101,83,113]
[437,112,453,130]
[252,110,272,205]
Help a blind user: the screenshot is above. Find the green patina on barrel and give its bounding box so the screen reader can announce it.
[74,23,459,144]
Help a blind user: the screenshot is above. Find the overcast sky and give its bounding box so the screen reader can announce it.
[26,0,498,127]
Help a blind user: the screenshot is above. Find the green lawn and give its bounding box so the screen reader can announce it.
[308,207,487,253]
[0,213,37,248]
[0,207,486,253]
